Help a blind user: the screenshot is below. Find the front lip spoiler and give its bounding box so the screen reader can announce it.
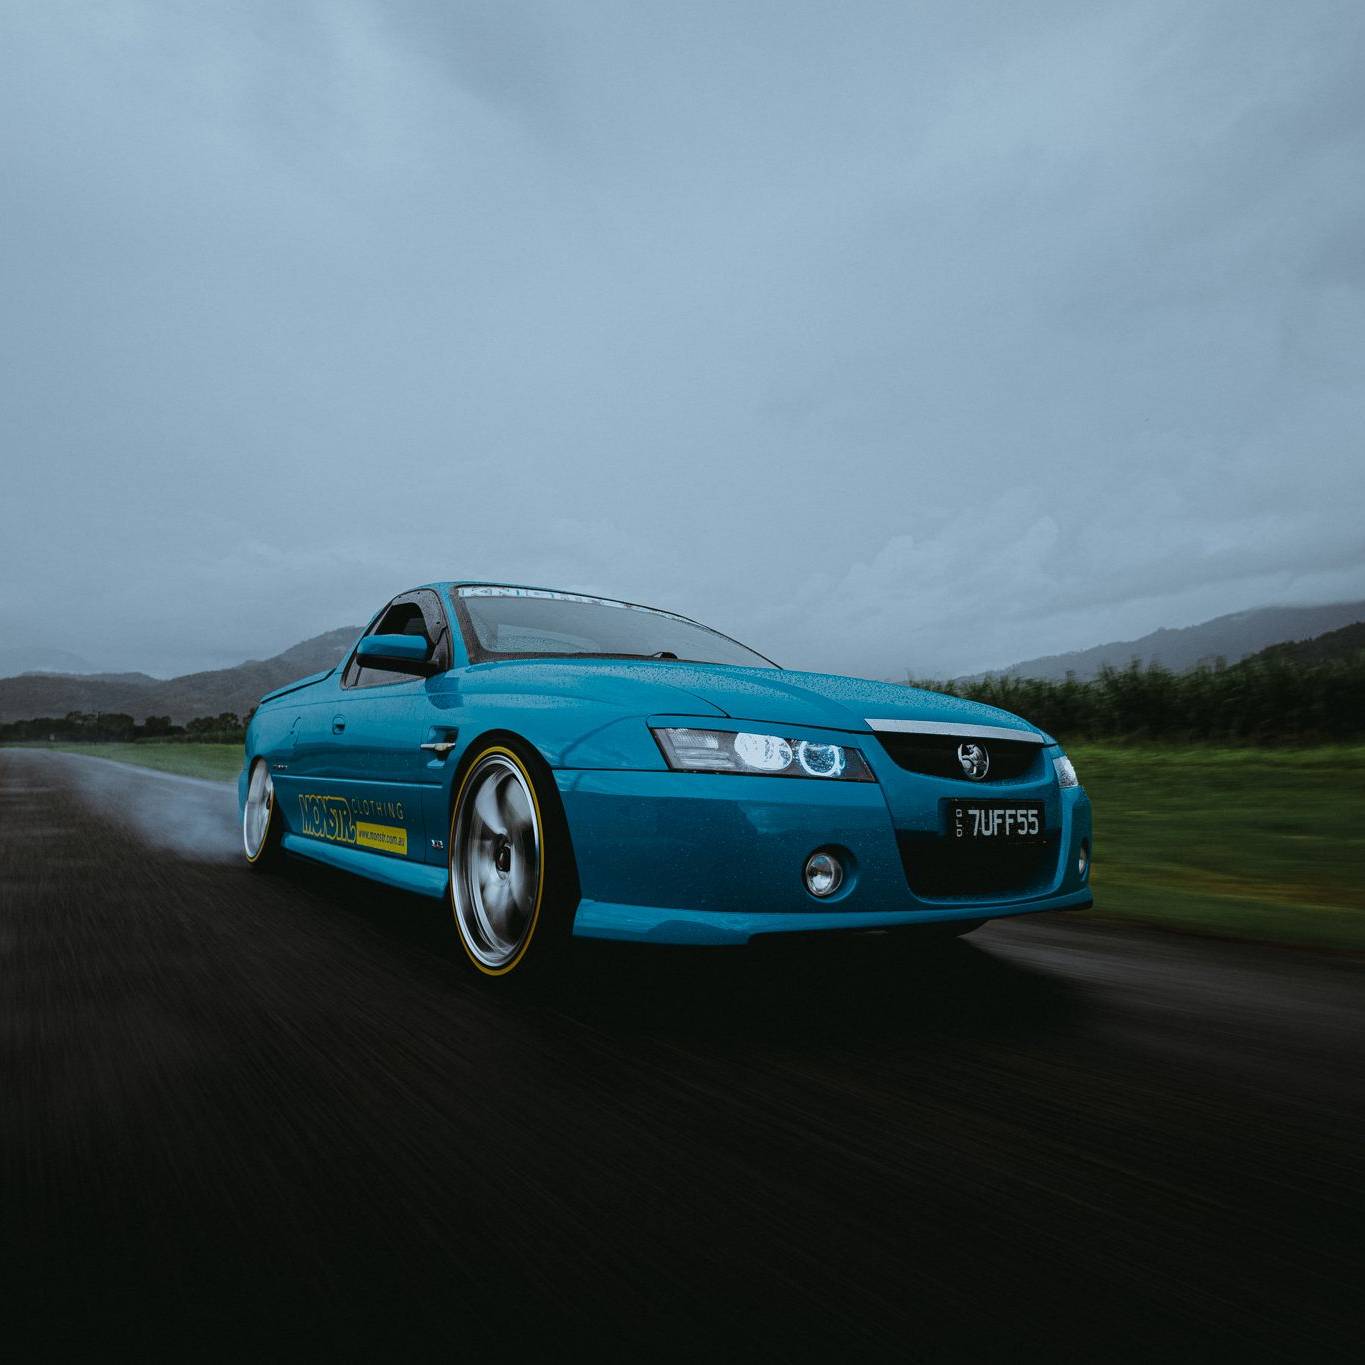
[1058,896,1094,912]
[570,887,1095,944]
[864,718,1047,744]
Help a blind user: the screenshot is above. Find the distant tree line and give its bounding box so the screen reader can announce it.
[0,711,249,743]
[2,657,1362,748]
[911,655,1365,744]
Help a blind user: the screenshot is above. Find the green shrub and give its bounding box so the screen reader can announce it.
[911,657,1365,745]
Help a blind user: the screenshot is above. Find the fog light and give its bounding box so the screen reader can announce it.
[804,851,843,898]
[1078,842,1090,879]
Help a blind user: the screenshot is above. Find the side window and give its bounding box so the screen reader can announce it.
[343,592,451,689]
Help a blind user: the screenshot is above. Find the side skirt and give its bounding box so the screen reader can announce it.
[281,833,450,899]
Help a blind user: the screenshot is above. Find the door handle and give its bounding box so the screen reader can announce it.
[331,715,346,734]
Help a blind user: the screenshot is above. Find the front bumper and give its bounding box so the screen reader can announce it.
[556,765,1093,946]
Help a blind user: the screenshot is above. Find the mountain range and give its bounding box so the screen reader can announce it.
[0,628,363,725]
[1247,620,1365,667]
[0,645,99,676]
[978,602,1365,682]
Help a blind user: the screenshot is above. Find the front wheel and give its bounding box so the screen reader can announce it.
[448,742,575,978]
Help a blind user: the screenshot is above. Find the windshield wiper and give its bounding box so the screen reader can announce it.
[549,650,691,662]
[551,651,670,660]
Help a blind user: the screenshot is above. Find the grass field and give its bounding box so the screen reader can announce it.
[30,741,245,782]
[1070,744,1365,952]
[10,740,1364,951]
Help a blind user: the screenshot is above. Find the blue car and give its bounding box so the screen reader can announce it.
[240,583,1092,977]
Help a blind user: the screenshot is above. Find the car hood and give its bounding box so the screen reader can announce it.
[655,663,1046,737]
[470,660,1045,739]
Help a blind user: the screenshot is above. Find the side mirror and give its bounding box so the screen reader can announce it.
[356,633,438,676]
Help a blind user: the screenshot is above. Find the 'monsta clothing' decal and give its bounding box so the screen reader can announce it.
[298,793,408,856]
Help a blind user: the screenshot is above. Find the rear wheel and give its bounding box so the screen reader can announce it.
[242,757,283,869]
[448,741,574,978]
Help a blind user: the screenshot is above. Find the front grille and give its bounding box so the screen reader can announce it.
[875,732,1042,781]
[897,831,1059,901]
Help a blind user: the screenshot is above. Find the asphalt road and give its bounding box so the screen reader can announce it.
[3,750,1362,1360]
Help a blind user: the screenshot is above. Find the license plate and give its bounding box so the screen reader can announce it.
[946,799,1046,843]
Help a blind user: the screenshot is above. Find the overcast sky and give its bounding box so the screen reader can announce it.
[3,0,1363,679]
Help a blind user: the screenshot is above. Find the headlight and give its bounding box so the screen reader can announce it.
[652,727,875,781]
[1054,754,1079,788]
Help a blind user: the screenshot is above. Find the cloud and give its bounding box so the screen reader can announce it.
[0,0,1362,677]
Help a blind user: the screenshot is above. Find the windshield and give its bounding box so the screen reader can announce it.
[455,588,778,668]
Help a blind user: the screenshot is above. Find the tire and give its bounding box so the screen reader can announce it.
[242,757,284,870]
[447,739,577,979]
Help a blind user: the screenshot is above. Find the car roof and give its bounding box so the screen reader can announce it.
[419,580,564,594]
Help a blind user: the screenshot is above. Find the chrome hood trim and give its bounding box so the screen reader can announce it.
[865,718,1046,744]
